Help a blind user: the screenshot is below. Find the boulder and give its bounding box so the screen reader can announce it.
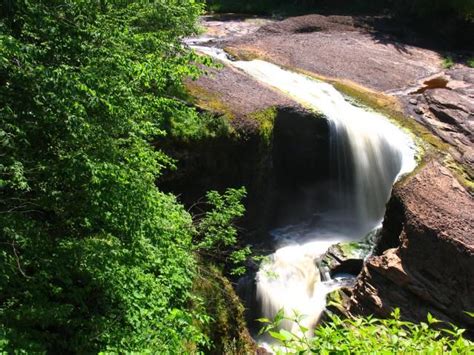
[348,160,474,331]
[320,241,372,277]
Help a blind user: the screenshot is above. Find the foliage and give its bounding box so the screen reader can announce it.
[467,58,474,68]
[259,309,474,354]
[206,0,387,16]
[442,56,455,69]
[0,0,250,353]
[169,110,233,141]
[194,187,251,276]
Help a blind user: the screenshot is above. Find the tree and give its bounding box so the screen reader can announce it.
[0,1,223,352]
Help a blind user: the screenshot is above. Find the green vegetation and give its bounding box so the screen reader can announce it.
[259,309,474,354]
[0,1,250,352]
[192,262,255,354]
[206,0,386,16]
[1,0,472,353]
[186,81,236,120]
[249,106,278,143]
[467,58,474,68]
[442,56,455,69]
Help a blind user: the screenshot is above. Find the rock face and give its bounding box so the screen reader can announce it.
[349,161,474,331]
[320,241,372,278]
[224,15,442,92]
[407,68,474,177]
[186,63,297,119]
[159,105,330,239]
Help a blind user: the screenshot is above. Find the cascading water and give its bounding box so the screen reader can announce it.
[191,45,417,339]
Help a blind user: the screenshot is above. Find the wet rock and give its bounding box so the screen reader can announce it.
[349,160,474,332]
[320,241,372,277]
[256,347,272,355]
[323,287,353,319]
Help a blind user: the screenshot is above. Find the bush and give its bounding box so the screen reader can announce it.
[259,309,474,354]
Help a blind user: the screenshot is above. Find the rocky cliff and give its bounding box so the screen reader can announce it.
[349,160,474,331]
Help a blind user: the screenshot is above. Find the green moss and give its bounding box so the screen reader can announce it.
[185,81,235,120]
[326,289,344,309]
[249,106,278,143]
[224,46,262,61]
[442,56,455,69]
[443,156,474,192]
[191,262,256,354]
[339,241,370,256]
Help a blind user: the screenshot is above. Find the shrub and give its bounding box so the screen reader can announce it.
[259,309,474,354]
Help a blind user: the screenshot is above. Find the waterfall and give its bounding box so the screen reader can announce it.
[192,45,417,337]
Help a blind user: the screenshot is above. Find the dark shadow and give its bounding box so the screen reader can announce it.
[204,13,268,22]
[295,25,322,33]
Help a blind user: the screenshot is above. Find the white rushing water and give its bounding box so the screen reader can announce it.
[192,45,417,338]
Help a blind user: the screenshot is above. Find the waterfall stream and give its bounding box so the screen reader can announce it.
[191,45,417,341]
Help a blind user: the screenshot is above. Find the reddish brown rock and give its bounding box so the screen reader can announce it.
[187,64,298,118]
[225,15,442,92]
[349,160,474,330]
[425,88,473,137]
[407,68,474,176]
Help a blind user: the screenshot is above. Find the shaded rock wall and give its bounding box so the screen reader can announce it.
[349,161,474,331]
[158,107,329,235]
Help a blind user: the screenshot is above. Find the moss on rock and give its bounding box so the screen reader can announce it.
[192,262,256,354]
[321,241,371,277]
[249,106,278,143]
[223,46,263,61]
[185,81,235,119]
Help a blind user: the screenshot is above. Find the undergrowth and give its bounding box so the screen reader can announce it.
[259,309,474,354]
